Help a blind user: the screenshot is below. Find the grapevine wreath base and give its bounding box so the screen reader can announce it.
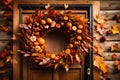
[19,9,92,71]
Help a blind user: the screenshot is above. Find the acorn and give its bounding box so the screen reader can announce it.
[55,23,61,28]
[37,37,45,45]
[66,22,72,28]
[46,18,52,24]
[40,19,46,25]
[78,25,83,29]
[111,53,117,59]
[99,36,106,42]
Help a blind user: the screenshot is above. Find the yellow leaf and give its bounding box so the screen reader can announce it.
[75,54,81,63]
[99,62,108,74]
[32,53,39,56]
[65,64,69,72]
[111,43,119,51]
[6,56,11,62]
[112,24,119,34]
[54,64,58,70]
[94,14,104,24]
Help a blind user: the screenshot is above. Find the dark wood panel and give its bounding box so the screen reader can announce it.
[29,68,52,80]
[59,69,81,80]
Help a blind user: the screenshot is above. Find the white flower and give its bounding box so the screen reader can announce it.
[44,25,49,29]
[30,36,36,42]
[35,46,41,51]
[72,26,77,31]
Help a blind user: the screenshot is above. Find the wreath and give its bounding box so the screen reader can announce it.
[19,9,92,71]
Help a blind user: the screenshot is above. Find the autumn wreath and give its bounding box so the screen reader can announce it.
[19,9,92,71]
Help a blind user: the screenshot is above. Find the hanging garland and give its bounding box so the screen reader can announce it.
[19,9,92,71]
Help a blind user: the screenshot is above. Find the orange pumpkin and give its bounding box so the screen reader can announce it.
[46,18,52,24]
[41,19,46,25]
[37,38,45,45]
[63,16,68,21]
[66,22,72,28]
[55,23,61,28]
[78,25,83,29]
[65,49,71,54]
[77,36,82,40]
[77,29,82,34]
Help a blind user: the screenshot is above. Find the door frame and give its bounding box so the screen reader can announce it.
[18,4,93,80]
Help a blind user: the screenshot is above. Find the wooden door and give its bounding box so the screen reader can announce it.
[13,2,95,80]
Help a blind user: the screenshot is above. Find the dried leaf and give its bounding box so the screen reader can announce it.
[114,60,120,66]
[0,25,8,31]
[96,24,104,35]
[94,14,104,24]
[75,54,81,64]
[94,45,104,56]
[65,64,69,72]
[111,24,119,34]
[54,64,59,70]
[99,62,108,74]
[6,56,11,62]
[0,68,6,74]
[110,43,119,51]
[32,53,39,56]
[0,60,5,68]
[94,55,104,68]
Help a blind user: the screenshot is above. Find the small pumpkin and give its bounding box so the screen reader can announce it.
[65,49,71,54]
[63,16,68,21]
[66,22,72,28]
[55,23,61,28]
[78,25,83,29]
[41,19,46,25]
[46,18,52,24]
[37,37,45,45]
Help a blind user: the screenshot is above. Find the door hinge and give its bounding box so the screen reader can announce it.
[87,68,90,75]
